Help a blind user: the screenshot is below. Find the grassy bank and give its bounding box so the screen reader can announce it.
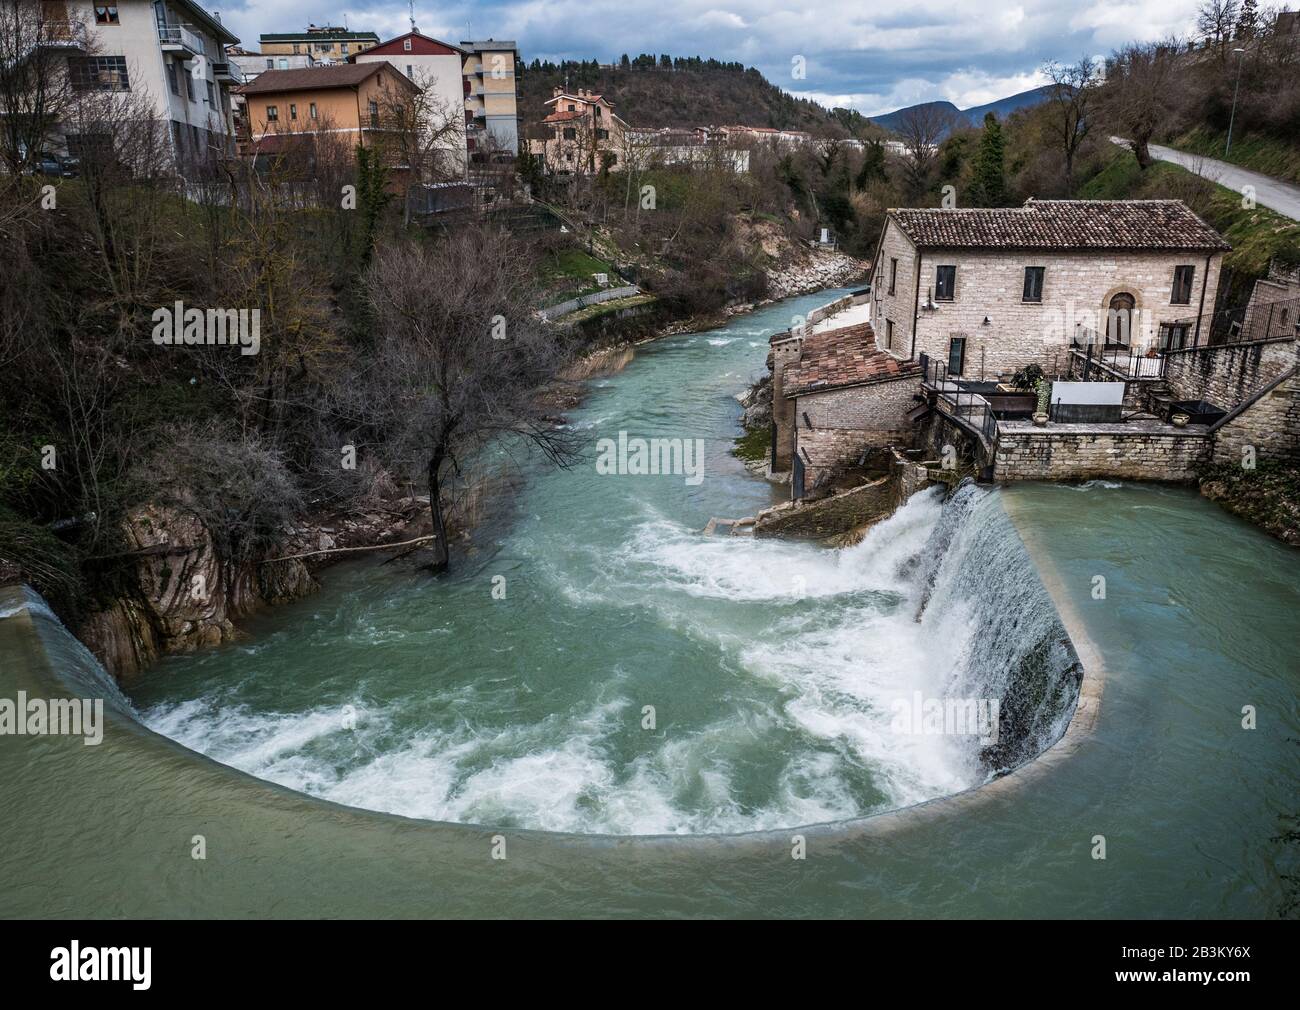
[1080,146,1300,303]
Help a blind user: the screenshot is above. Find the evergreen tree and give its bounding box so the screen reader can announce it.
[969,112,1007,207]
[855,139,886,189]
[354,145,392,265]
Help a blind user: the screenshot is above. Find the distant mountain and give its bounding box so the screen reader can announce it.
[871,85,1056,137]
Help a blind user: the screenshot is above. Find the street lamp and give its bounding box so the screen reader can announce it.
[1225,48,1246,157]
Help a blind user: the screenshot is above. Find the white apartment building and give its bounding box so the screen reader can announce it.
[354,30,467,178]
[55,1,241,169]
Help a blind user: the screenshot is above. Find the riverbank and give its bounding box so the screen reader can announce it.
[1198,461,1300,546]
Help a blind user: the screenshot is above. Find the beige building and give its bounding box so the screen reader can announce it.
[460,39,519,155]
[869,200,1231,380]
[258,25,378,64]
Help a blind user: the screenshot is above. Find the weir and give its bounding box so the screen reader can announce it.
[1,291,1295,918]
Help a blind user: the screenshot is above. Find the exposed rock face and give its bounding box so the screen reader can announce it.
[78,504,316,682]
[78,498,430,682]
[738,373,773,429]
[766,251,869,300]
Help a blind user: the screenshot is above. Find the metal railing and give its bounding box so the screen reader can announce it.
[37,20,89,49]
[919,353,997,446]
[158,25,204,54]
[1069,337,1168,380]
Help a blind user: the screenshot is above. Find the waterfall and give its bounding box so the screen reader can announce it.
[913,481,1083,776]
[0,586,136,719]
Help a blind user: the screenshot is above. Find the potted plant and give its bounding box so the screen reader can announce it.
[1033,378,1051,426]
[1010,363,1045,393]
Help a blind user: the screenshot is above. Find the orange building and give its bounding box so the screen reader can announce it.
[235,63,419,163]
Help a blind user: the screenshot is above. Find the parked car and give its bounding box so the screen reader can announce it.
[28,153,77,178]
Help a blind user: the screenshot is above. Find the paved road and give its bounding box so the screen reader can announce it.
[1111,137,1300,221]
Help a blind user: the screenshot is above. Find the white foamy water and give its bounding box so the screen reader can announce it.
[137,486,1058,835]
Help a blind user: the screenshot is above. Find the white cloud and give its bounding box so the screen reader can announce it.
[216,0,1205,117]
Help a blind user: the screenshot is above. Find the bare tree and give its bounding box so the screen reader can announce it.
[373,73,464,187]
[363,227,579,572]
[63,84,176,307]
[1041,57,1099,195]
[0,0,77,175]
[1197,0,1241,61]
[1100,41,1181,169]
[894,103,956,198]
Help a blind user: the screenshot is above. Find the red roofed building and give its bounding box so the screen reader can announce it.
[529,87,627,173]
[769,299,923,493]
[353,30,469,177]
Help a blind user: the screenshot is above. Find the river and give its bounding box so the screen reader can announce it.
[1,290,1296,917]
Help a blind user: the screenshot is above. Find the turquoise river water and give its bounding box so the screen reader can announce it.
[0,290,1296,917]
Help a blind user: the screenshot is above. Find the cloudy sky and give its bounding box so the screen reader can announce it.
[214,0,1205,116]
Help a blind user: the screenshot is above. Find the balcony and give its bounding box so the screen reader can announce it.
[212,62,244,84]
[158,24,204,56]
[37,21,89,50]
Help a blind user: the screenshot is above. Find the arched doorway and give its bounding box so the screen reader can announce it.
[1106,292,1135,348]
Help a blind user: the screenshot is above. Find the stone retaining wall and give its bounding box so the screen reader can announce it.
[796,376,918,490]
[1211,370,1300,466]
[994,423,1212,481]
[1164,337,1296,411]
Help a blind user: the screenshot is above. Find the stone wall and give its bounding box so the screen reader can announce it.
[770,334,803,471]
[870,224,919,356]
[994,423,1212,481]
[1211,370,1300,466]
[753,475,893,538]
[871,217,1225,381]
[1164,336,1297,411]
[794,375,918,489]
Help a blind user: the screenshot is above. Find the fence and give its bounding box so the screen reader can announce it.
[539,285,641,321]
[918,353,997,447]
[1068,338,1168,380]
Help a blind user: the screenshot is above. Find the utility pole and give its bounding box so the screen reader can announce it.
[1225,48,1246,156]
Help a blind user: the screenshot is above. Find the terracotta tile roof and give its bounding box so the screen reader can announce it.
[783,322,921,397]
[542,110,586,123]
[890,199,1230,253]
[236,63,416,95]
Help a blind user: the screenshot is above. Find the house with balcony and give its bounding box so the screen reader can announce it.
[530,88,626,173]
[37,0,241,170]
[460,39,519,156]
[258,25,378,65]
